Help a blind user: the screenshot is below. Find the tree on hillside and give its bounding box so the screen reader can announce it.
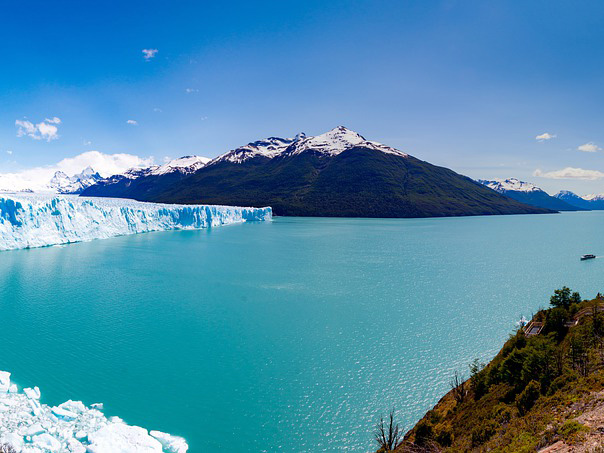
[450,370,466,404]
[550,287,573,309]
[374,409,402,452]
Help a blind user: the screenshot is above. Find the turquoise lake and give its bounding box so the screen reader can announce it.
[1,212,603,451]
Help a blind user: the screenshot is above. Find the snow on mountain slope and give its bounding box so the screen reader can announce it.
[287,126,408,157]
[0,194,271,251]
[210,136,304,164]
[49,166,103,194]
[478,178,540,193]
[0,370,187,452]
[209,126,407,165]
[583,193,604,201]
[91,155,211,187]
[150,156,211,175]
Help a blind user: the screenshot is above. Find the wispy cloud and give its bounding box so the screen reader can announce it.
[153,107,162,113]
[185,88,198,93]
[578,142,601,152]
[535,132,556,141]
[142,49,158,61]
[15,117,61,142]
[126,119,138,126]
[6,150,12,155]
[533,167,604,180]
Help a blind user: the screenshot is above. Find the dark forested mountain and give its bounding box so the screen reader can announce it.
[82,127,552,218]
[478,178,585,211]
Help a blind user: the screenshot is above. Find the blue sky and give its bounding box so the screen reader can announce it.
[2,0,604,194]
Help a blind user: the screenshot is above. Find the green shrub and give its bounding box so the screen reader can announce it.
[492,402,514,424]
[471,419,498,447]
[414,420,434,447]
[435,428,453,447]
[558,420,588,443]
[516,380,541,415]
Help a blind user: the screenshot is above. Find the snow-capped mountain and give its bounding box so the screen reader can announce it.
[211,136,304,164]
[478,178,583,211]
[209,126,407,165]
[149,156,211,175]
[82,155,211,200]
[284,126,407,158]
[583,193,604,201]
[82,126,550,218]
[555,191,604,210]
[478,178,540,193]
[0,166,102,194]
[49,166,102,194]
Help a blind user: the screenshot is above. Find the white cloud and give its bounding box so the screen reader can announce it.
[83,140,92,146]
[15,117,61,142]
[142,49,158,61]
[6,150,12,155]
[185,88,198,93]
[533,167,604,180]
[153,107,162,112]
[578,142,601,152]
[0,151,154,191]
[126,120,138,125]
[536,132,556,141]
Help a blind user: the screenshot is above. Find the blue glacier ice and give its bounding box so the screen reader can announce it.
[0,194,272,251]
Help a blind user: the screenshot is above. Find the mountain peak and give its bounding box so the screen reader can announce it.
[150,155,211,176]
[288,126,406,158]
[478,178,540,193]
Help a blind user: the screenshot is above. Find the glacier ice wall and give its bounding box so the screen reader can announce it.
[0,194,272,251]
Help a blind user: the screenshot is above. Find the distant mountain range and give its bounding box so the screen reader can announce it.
[82,126,551,218]
[478,178,585,211]
[0,166,102,194]
[554,190,604,210]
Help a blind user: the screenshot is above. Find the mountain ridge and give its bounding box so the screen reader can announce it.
[478,178,584,211]
[82,127,552,218]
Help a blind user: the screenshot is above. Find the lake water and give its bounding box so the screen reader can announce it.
[0,212,602,451]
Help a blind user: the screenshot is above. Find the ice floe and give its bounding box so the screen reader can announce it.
[0,371,188,452]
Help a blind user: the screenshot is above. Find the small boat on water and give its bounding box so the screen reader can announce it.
[581,254,596,260]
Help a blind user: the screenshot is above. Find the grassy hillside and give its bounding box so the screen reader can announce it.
[377,288,604,452]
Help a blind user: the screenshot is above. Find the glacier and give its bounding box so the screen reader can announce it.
[0,370,187,452]
[0,194,272,251]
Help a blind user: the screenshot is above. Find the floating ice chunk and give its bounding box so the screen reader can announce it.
[31,433,61,451]
[51,406,77,421]
[28,398,41,416]
[58,400,86,414]
[23,387,41,400]
[0,371,11,392]
[0,371,188,452]
[150,430,189,453]
[90,403,103,410]
[1,433,24,451]
[25,423,45,436]
[87,424,163,452]
[8,384,18,393]
[66,437,86,453]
